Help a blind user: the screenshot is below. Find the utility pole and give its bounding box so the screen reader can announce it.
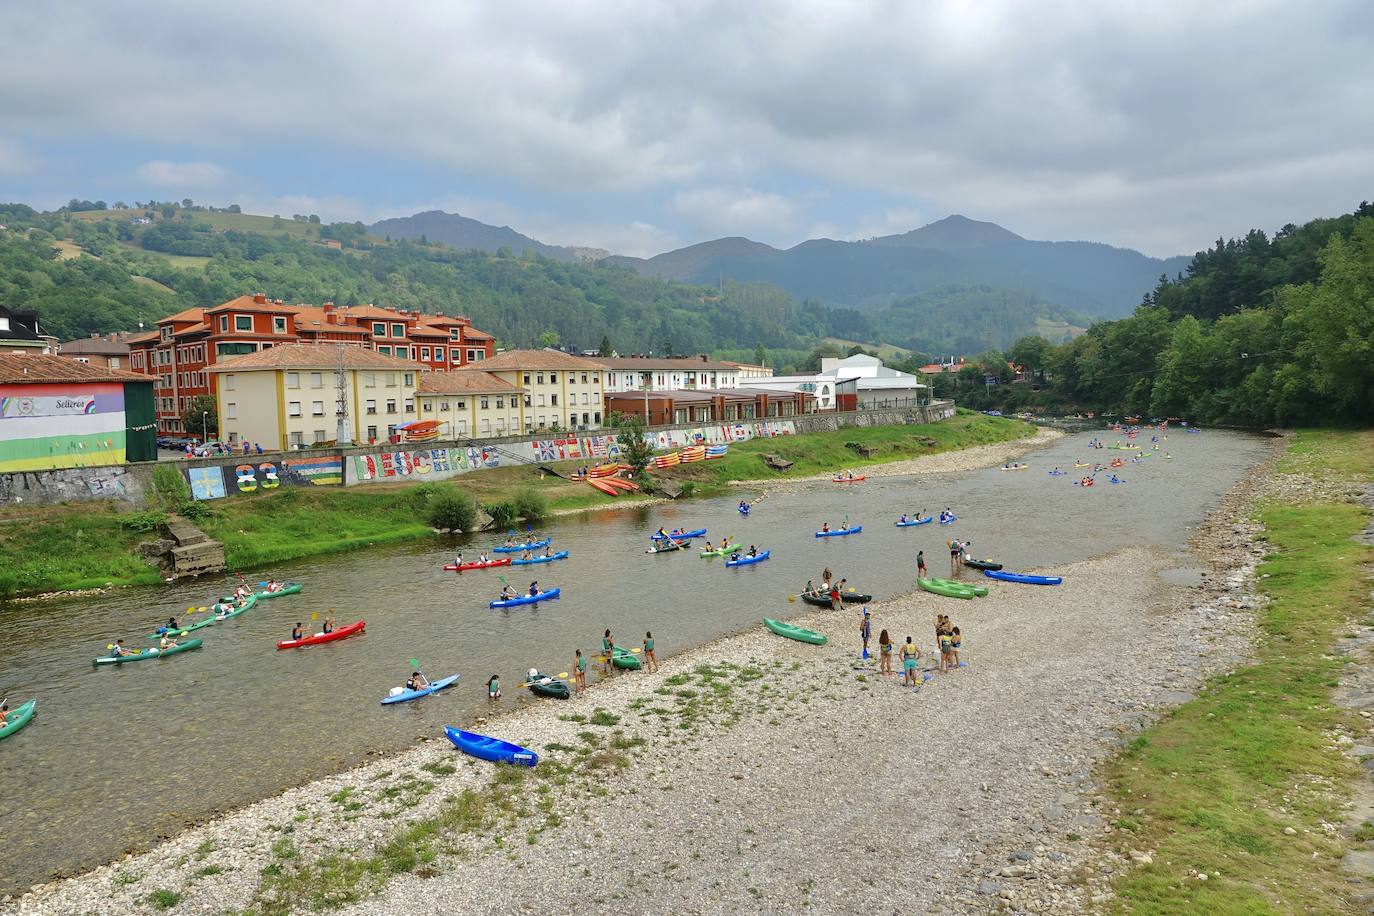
[335,344,353,445]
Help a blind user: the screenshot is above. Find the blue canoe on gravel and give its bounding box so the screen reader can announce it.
[815,526,862,538]
[725,549,770,567]
[381,674,459,705]
[895,517,933,527]
[489,588,561,608]
[444,726,539,767]
[509,550,569,566]
[493,538,551,554]
[983,570,1063,586]
[652,528,706,541]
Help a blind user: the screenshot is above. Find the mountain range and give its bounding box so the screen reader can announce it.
[369,210,608,262]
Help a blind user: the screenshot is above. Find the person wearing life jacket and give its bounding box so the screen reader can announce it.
[499,584,517,601]
[528,581,540,597]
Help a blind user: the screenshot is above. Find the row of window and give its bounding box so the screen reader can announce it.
[520,371,601,385]
[360,399,413,415]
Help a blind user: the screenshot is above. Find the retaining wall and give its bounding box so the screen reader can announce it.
[0,401,955,507]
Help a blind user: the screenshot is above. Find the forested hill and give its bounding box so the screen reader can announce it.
[605,215,1190,319]
[0,203,1089,356]
[368,210,607,262]
[941,200,1374,428]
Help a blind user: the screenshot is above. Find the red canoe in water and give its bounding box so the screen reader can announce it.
[276,619,365,650]
[444,558,514,571]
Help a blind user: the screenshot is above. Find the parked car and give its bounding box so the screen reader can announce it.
[192,441,228,457]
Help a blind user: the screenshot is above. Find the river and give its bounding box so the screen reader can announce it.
[0,428,1270,892]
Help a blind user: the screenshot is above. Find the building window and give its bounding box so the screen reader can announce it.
[378,345,391,355]
[420,347,430,361]
[235,315,253,332]
[456,400,466,410]
[537,394,546,407]
[471,350,480,363]
[523,394,531,407]
[404,399,414,413]
[288,401,301,417]
[226,402,237,419]
[582,412,590,425]
[365,399,377,414]
[581,392,589,405]
[480,418,491,433]
[372,322,386,337]
[160,326,171,341]
[594,411,601,423]
[450,328,460,339]
[364,372,376,388]
[273,316,287,334]
[538,415,546,428]
[286,372,300,388]
[457,419,468,435]
[314,429,327,443]
[450,348,461,362]
[386,373,396,387]
[391,323,404,338]
[473,351,484,361]
[495,398,503,409]
[550,394,558,406]
[366,425,377,441]
[536,374,544,385]
[435,349,445,362]
[440,400,450,411]
[311,401,325,416]
[480,398,489,410]
[386,399,397,413]
[403,373,414,386]
[394,347,408,359]
[523,373,531,384]
[289,432,304,448]
[549,372,557,383]
[310,372,323,388]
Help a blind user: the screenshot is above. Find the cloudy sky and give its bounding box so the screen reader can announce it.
[1,0,1371,257]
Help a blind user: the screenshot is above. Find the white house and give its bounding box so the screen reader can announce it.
[745,353,926,411]
[595,356,744,393]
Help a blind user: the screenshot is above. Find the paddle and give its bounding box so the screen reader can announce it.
[520,672,570,687]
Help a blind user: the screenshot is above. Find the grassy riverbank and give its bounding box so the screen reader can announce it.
[1107,429,1373,912]
[0,412,1032,599]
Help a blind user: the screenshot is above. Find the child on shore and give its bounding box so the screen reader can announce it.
[486,674,501,699]
[644,631,657,672]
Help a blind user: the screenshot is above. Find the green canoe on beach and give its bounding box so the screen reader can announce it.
[611,646,642,670]
[763,617,827,645]
[918,578,979,599]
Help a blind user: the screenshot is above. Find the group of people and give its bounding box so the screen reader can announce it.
[289,611,335,642]
[498,581,545,600]
[946,538,974,575]
[562,629,660,693]
[937,507,955,524]
[802,567,851,610]
[856,605,964,686]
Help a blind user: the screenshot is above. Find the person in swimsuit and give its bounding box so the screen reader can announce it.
[917,550,927,579]
[950,627,962,667]
[574,649,587,692]
[479,552,490,564]
[858,608,871,658]
[601,629,614,674]
[949,540,961,576]
[158,633,179,651]
[323,611,334,634]
[901,637,921,687]
[644,631,657,672]
[878,629,893,675]
[291,622,304,642]
[820,522,831,533]
[486,674,501,699]
[528,581,540,597]
[406,671,431,692]
[938,623,955,673]
[454,553,464,567]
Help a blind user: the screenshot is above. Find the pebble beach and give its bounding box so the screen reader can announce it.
[6,428,1279,916]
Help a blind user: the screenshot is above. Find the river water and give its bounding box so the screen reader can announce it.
[0,428,1269,891]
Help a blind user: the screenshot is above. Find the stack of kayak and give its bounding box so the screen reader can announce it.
[917,578,988,600]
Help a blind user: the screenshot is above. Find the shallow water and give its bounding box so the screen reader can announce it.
[0,428,1269,891]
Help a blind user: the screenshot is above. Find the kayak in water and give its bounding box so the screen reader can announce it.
[381,673,459,705]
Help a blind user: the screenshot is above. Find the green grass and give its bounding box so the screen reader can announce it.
[0,503,164,598]
[147,888,182,910]
[1107,429,1373,913]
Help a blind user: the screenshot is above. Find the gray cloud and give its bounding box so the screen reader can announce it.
[1,0,1371,255]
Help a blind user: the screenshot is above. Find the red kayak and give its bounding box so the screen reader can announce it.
[831,476,866,483]
[276,619,365,650]
[443,558,514,571]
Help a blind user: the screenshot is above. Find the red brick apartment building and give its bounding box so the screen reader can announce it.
[129,293,495,435]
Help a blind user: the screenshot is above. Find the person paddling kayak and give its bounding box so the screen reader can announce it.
[323,611,335,635]
[499,584,517,601]
[157,615,181,635]
[454,552,464,567]
[291,622,304,642]
[406,671,431,692]
[528,581,540,597]
[158,633,180,651]
[820,522,831,533]
[109,638,137,657]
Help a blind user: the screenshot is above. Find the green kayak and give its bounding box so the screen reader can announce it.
[763,617,827,645]
[0,699,36,741]
[699,546,733,558]
[92,638,204,666]
[147,605,224,638]
[918,578,977,599]
[214,593,259,621]
[255,583,302,599]
[611,646,642,670]
[928,577,988,597]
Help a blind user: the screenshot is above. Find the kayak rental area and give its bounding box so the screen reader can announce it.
[0,428,1273,892]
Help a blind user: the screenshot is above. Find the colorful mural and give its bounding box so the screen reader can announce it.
[0,382,128,472]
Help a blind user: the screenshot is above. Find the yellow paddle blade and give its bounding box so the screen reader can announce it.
[557,672,569,678]
[787,594,797,601]
[186,606,196,613]
[198,607,208,612]
[311,611,319,620]
[179,631,189,636]
[629,647,642,653]
[106,644,115,650]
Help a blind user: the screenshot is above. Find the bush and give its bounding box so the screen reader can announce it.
[427,489,477,532]
[484,502,516,529]
[119,510,166,533]
[176,499,212,521]
[512,487,547,521]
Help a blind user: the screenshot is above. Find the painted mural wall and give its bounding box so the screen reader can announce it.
[0,382,128,472]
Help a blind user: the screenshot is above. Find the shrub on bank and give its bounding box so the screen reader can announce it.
[427,488,478,532]
[512,487,548,521]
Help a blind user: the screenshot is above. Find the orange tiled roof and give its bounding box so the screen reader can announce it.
[0,352,149,384]
[206,342,429,373]
[474,348,604,371]
[157,306,206,325]
[419,371,521,395]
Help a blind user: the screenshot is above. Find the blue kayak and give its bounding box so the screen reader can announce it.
[983,570,1063,586]
[939,515,957,525]
[738,506,750,515]
[489,588,561,608]
[444,726,539,767]
[725,549,770,567]
[510,550,570,566]
[815,526,862,538]
[493,538,551,554]
[381,673,459,705]
[895,517,933,527]
[652,528,706,541]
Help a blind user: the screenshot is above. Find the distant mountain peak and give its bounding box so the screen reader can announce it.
[368,210,599,262]
[867,214,1026,249]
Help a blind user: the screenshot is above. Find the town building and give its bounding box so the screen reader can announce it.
[0,352,155,471]
[1,305,56,354]
[416,371,523,439]
[603,386,808,426]
[128,293,496,436]
[722,361,775,381]
[206,342,426,450]
[746,353,927,410]
[58,332,132,369]
[594,355,745,393]
[458,349,606,432]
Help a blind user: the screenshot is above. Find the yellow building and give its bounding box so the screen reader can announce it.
[416,371,523,438]
[208,342,424,450]
[458,348,606,433]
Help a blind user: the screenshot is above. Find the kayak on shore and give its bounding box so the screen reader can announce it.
[918,578,977,599]
[493,538,551,554]
[725,550,770,567]
[444,558,513,571]
[0,699,37,741]
[381,673,459,705]
[763,617,827,645]
[444,726,539,767]
[963,558,1003,571]
[510,550,570,566]
[895,517,933,527]
[92,638,203,666]
[489,588,561,608]
[984,570,1063,585]
[925,576,988,596]
[276,619,365,650]
[815,526,862,538]
[524,672,571,699]
[610,645,642,670]
[800,591,874,607]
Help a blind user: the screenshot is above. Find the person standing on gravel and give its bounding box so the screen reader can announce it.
[574,649,587,692]
[878,628,893,675]
[829,580,843,611]
[858,608,872,659]
[901,636,922,686]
